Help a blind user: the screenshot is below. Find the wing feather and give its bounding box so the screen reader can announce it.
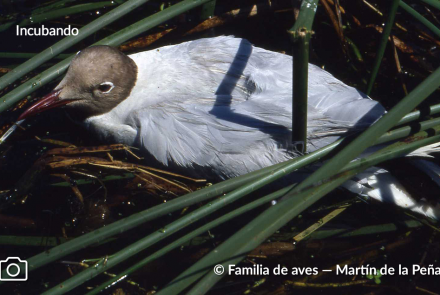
[107,36,387,179]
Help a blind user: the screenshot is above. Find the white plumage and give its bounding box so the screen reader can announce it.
[14,36,440,220]
[84,36,385,179]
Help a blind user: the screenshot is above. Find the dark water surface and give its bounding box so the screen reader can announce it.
[1,0,440,294]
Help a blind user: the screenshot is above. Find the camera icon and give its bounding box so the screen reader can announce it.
[0,257,28,281]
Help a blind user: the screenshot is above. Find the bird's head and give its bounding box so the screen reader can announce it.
[18,46,138,121]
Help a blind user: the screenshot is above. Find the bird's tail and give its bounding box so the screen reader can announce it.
[406,142,440,158]
[342,166,440,221]
[341,138,440,221]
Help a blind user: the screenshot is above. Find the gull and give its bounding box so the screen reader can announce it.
[15,36,440,220]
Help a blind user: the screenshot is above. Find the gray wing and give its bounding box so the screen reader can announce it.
[185,36,386,148]
[126,36,385,179]
[133,100,293,179]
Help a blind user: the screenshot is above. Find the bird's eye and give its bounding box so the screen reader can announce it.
[97,82,114,93]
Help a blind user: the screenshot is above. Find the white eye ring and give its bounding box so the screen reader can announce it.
[99,82,114,93]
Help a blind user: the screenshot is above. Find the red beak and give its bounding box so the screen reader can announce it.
[18,89,71,121]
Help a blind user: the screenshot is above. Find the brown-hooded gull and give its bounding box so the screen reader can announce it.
[16,36,440,220]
